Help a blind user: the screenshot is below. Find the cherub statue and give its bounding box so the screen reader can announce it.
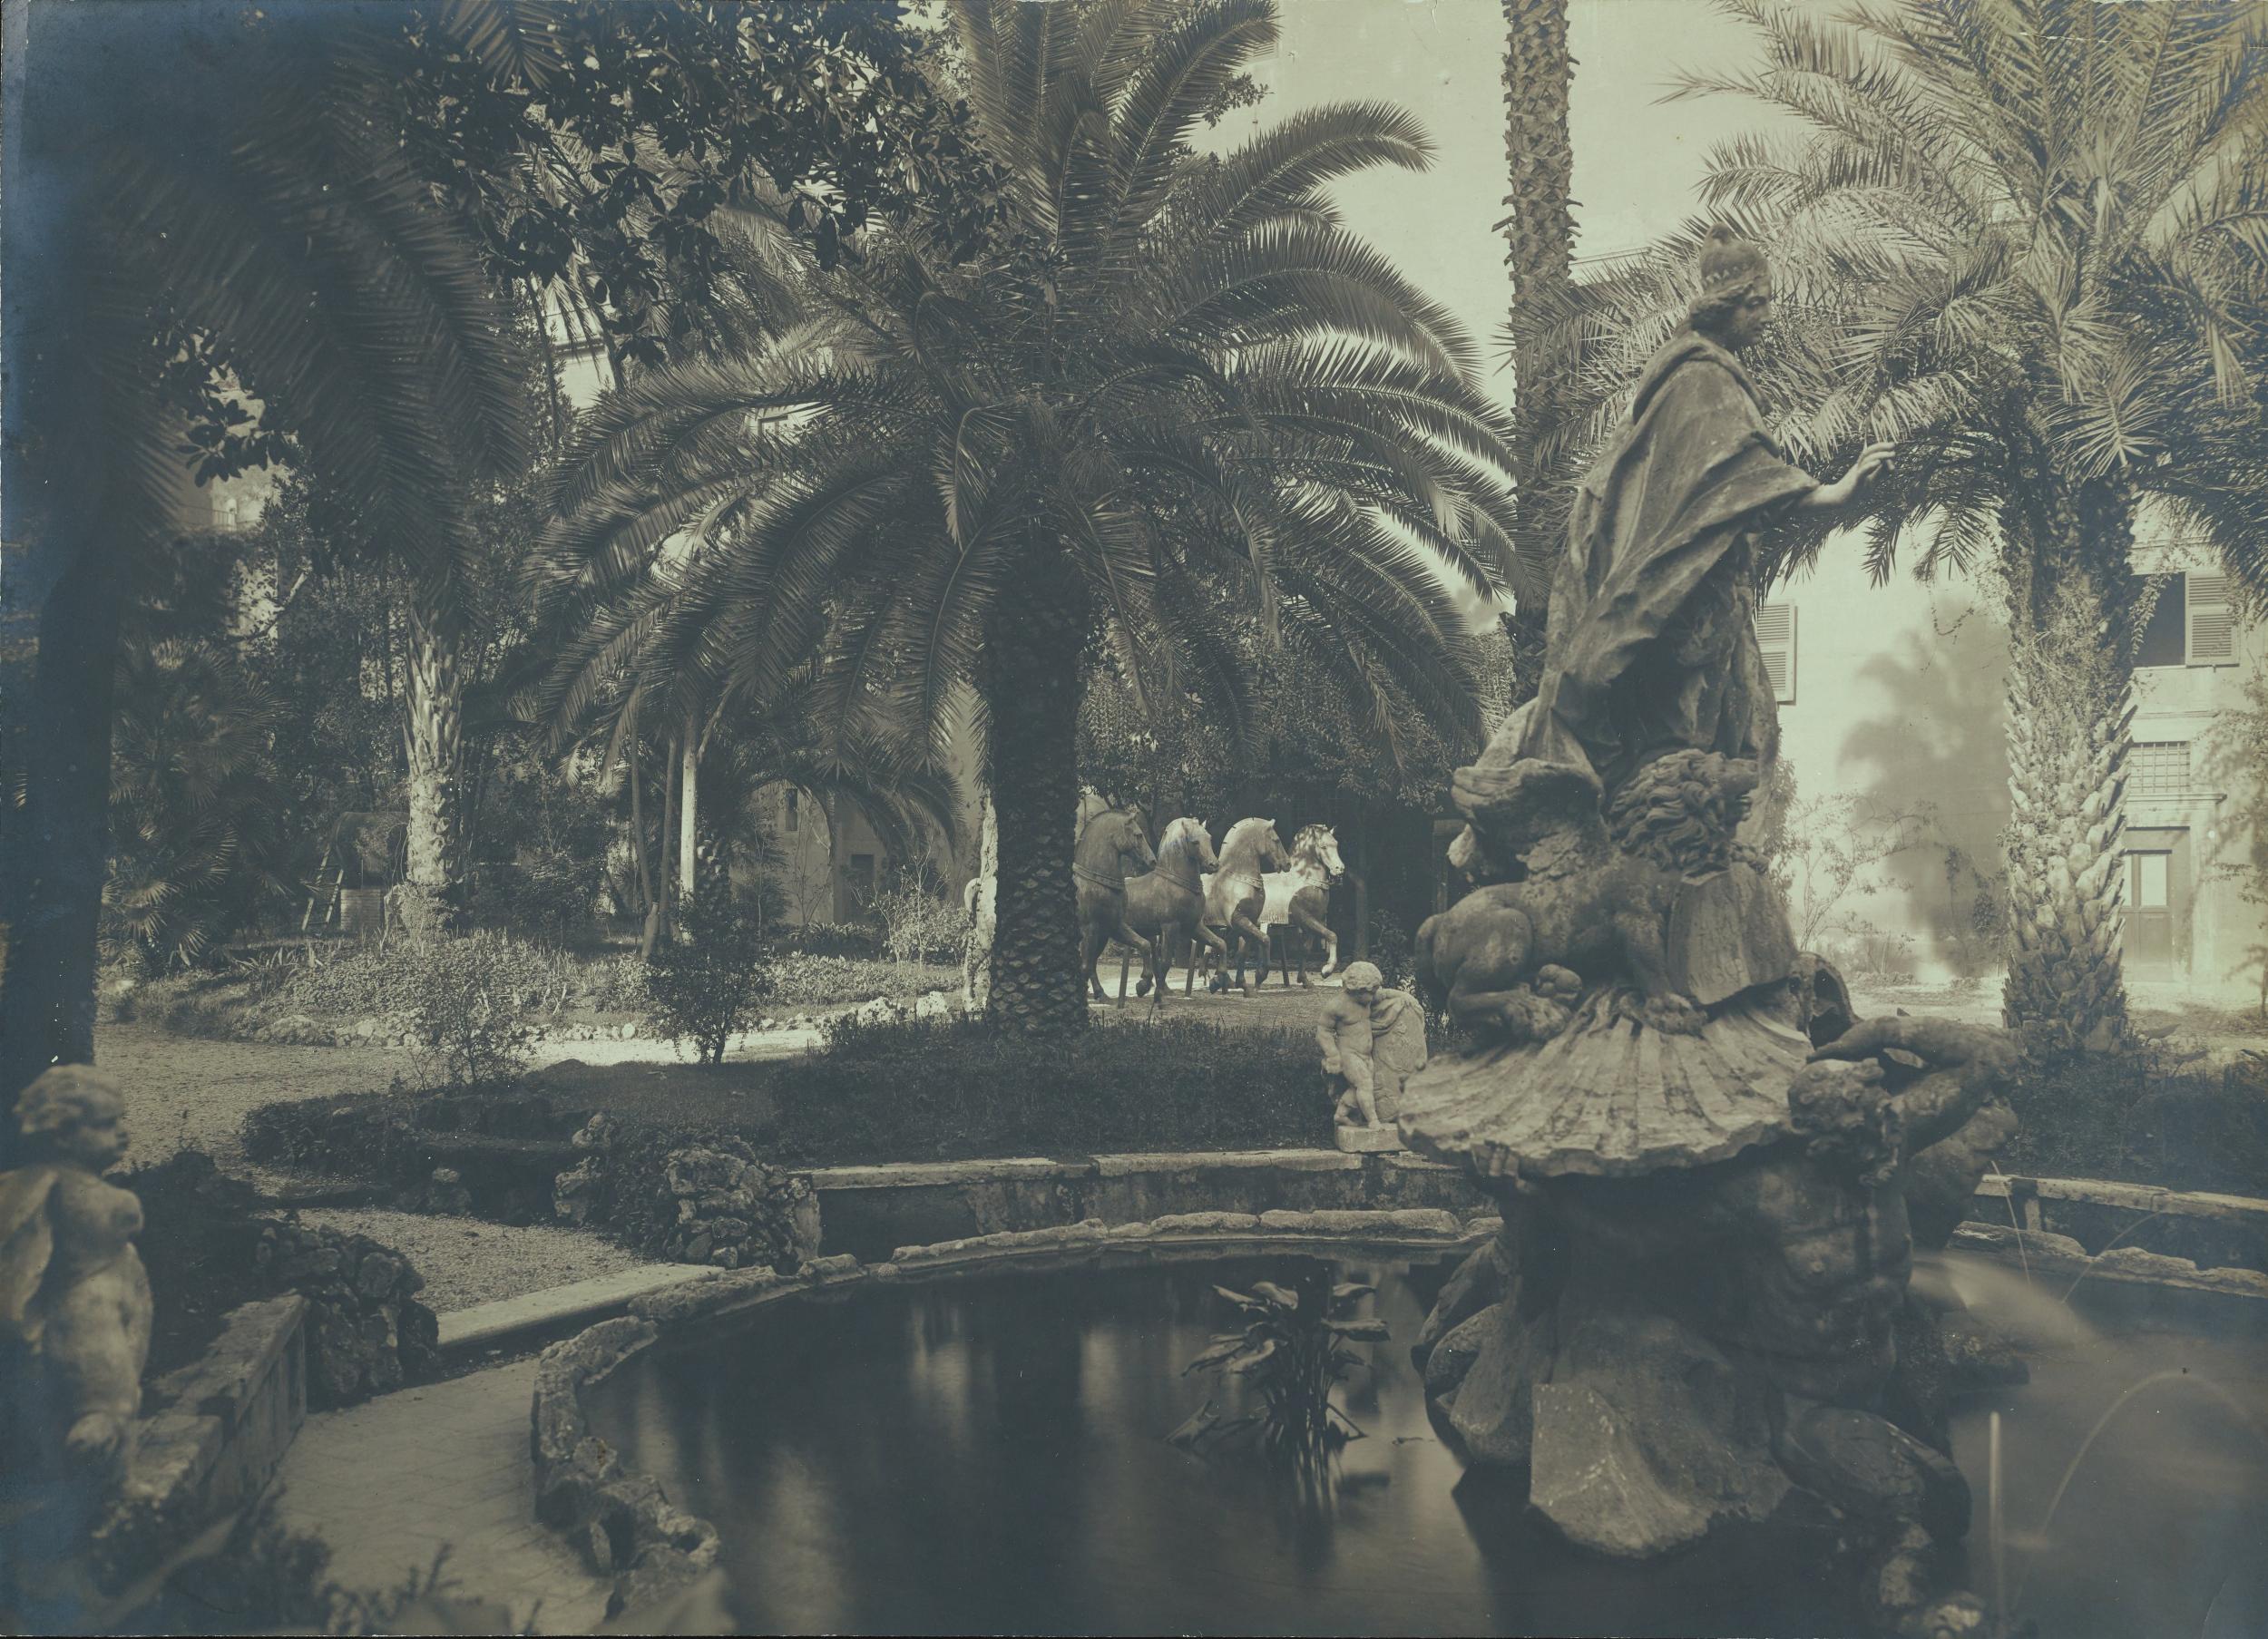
[1319,961,1384,1127]
[0,1066,152,1476]
[1318,963,1432,1132]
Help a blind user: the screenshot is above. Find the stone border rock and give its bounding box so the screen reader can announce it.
[529,1211,1495,1619]
[805,1147,1494,1263]
[1950,1222,2268,1305]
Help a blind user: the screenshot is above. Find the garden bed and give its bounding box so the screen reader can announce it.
[110,940,957,1051]
[244,1016,1334,1181]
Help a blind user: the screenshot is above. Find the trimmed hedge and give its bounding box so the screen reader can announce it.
[243,1016,1331,1182]
[753,1015,1325,1165]
[2002,1051,2268,1197]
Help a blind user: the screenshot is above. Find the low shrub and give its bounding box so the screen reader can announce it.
[639,893,773,1064]
[777,920,883,959]
[769,951,954,1010]
[125,1151,439,1409]
[761,1014,1324,1165]
[118,1496,515,1636]
[871,871,970,965]
[552,1112,813,1269]
[402,933,549,1086]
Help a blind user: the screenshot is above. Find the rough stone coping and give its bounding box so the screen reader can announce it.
[117,1295,306,1517]
[1950,1223,2268,1302]
[802,1146,1454,1191]
[530,1212,1501,1621]
[150,1293,305,1421]
[1970,1173,2268,1224]
[437,1264,719,1355]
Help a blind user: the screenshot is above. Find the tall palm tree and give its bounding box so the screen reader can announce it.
[1,4,528,1102]
[1499,0,1580,686]
[534,0,1520,1033]
[1562,0,2268,1057]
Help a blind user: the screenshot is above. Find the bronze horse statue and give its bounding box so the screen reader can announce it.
[1096,817,1221,1008]
[1075,806,1157,1001]
[1188,817,1292,997]
[1262,823,1346,986]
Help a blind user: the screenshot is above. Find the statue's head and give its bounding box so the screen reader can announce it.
[15,1066,130,1172]
[1690,226,1773,352]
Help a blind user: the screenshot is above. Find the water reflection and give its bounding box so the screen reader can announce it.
[583,1251,2267,1638]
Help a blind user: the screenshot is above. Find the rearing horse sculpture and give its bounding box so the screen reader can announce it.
[1263,823,1345,986]
[1102,817,1222,1009]
[1074,806,1157,1001]
[1190,817,1291,997]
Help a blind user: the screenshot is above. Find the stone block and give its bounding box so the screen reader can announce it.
[1333,1124,1405,1153]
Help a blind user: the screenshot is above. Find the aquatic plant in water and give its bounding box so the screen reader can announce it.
[1171,1268,1388,1463]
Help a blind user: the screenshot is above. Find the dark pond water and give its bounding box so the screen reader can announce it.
[584,1249,2268,1638]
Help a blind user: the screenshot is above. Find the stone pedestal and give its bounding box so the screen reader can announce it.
[1333,1123,1404,1154]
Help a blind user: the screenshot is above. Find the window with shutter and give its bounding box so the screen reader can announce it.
[2186,574,2235,666]
[1754,602,1796,704]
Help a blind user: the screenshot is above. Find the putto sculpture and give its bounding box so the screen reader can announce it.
[0,1066,153,1479]
[1403,229,2006,1639]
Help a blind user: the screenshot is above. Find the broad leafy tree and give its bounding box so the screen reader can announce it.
[1551,0,2268,1057]
[0,3,528,1102]
[537,0,1519,1034]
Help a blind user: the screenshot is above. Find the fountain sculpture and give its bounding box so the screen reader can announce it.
[1403,229,2017,1638]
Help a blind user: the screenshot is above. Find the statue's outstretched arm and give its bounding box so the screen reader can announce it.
[1808,1018,2015,1157]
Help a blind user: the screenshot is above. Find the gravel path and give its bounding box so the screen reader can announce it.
[290,1208,655,1312]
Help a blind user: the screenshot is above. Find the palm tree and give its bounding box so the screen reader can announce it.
[1499,0,1580,690]
[1563,0,2268,1057]
[1,5,528,1102]
[534,0,1520,1032]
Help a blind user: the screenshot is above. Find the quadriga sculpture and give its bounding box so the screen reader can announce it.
[0,1066,153,1478]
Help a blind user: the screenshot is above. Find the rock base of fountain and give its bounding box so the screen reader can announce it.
[1405,1001,2022,1639]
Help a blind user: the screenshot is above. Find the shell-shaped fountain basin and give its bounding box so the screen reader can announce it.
[1399,987,1807,1178]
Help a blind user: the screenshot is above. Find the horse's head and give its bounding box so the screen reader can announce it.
[1258,819,1292,871]
[1296,824,1345,880]
[1160,816,1216,871]
[1114,809,1156,870]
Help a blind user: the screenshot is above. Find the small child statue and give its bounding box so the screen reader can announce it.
[1319,963,1430,1140]
[0,1065,152,1479]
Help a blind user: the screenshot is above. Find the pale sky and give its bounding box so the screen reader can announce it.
[1209,0,1794,411]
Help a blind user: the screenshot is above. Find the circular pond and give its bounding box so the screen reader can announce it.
[584,1248,2268,1637]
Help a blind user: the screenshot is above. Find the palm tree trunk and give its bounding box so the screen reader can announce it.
[398,599,465,938]
[679,708,699,904]
[648,729,679,956]
[2000,529,2134,1058]
[628,730,654,922]
[0,550,126,1115]
[1501,0,1577,623]
[980,550,1093,1033]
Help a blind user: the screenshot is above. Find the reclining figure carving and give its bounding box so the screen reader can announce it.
[1417,759,1703,1040]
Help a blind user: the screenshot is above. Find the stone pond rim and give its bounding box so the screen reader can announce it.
[1395,989,1807,1178]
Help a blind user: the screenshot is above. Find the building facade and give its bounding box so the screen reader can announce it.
[1765,522,2263,994]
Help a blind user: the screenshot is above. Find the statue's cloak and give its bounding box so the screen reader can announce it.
[1513,332,1817,794]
